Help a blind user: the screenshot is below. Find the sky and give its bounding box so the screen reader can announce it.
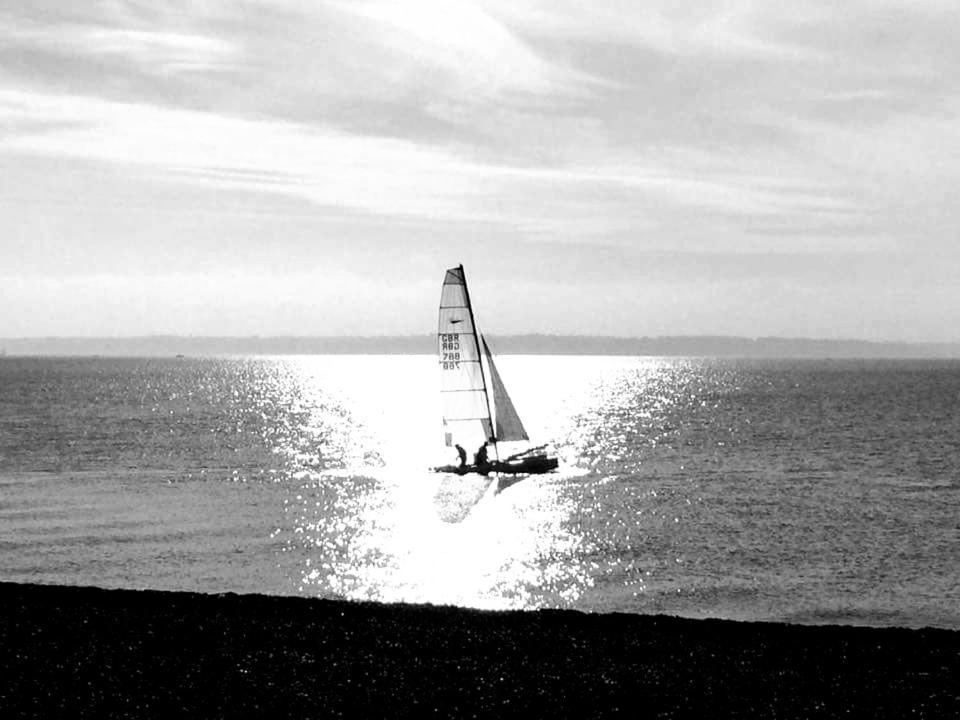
[2,0,959,341]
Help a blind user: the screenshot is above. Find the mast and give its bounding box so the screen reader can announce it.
[458,264,499,464]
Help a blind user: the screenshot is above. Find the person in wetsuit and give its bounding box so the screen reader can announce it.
[455,444,467,468]
[474,443,489,468]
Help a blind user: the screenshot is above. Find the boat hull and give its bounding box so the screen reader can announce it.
[432,455,559,476]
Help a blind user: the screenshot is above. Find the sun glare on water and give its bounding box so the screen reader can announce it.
[269,355,633,610]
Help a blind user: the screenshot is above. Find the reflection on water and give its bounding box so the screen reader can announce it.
[3,356,959,627]
[270,356,628,610]
[283,465,593,611]
[269,356,960,627]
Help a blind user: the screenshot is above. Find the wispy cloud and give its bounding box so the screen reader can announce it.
[1,85,870,246]
[1,20,238,73]
[0,89,484,221]
[326,0,604,101]
[480,0,819,59]
[2,0,960,338]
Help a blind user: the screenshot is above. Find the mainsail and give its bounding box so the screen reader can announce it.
[438,266,493,450]
[481,335,528,442]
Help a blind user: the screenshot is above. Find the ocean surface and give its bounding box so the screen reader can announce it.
[1,355,958,629]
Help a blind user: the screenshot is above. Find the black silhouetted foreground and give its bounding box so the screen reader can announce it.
[1,582,957,718]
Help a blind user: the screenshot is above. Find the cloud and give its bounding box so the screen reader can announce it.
[3,0,960,341]
[1,21,238,73]
[1,84,877,250]
[480,0,817,59]
[0,88,486,221]
[326,0,603,101]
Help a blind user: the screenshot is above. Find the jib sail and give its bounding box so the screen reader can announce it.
[481,335,528,442]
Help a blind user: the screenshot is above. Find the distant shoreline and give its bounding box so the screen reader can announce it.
[2,334,960,358]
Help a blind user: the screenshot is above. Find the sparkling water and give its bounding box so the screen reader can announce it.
[1,356,957,628]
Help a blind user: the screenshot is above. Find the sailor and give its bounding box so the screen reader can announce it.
[455,444,467,468]
[474,443,489,467]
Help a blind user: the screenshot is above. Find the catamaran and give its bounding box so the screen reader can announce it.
[433,265,558,476]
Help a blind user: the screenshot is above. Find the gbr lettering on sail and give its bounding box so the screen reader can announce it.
[440,333,461,370]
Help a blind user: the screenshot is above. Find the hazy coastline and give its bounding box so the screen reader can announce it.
[3,334,960,358]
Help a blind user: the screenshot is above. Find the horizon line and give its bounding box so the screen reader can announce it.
[2,333,959,345]
[3,334,960,359]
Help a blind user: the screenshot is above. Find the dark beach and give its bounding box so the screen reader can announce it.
[1,582,957,718]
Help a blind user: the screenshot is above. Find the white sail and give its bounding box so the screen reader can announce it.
[481,335,528,442]
[438,266,492,450]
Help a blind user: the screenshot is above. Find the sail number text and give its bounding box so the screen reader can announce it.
[441,333,462,369]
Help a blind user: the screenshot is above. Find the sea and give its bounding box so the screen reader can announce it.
[1,355,958,629]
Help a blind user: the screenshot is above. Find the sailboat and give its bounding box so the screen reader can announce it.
[432,265,558,476]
